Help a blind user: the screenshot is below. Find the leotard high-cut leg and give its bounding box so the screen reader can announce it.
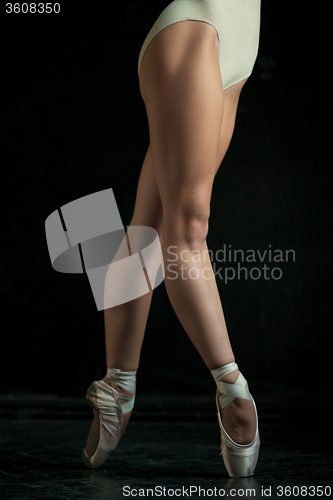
[137,0,261,90]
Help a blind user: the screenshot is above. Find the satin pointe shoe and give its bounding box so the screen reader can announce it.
[211,362,260,478]
[82,368,136,469]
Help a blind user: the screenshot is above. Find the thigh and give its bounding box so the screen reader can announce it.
[131,145,163,235]
[216,78,248,171]
[139,20,224,219]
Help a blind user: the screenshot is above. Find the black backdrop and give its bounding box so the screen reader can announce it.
[1,2,331,397]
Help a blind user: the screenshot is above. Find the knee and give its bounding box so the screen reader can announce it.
[167,196,210,248]
[182,201,210,248]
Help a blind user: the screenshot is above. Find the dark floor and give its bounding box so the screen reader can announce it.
[0,388,332,500]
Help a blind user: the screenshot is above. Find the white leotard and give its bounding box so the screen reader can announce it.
[137,0,261,90]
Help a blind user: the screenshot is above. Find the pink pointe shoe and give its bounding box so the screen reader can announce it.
[211,362,260,477]
[82,368,136,469]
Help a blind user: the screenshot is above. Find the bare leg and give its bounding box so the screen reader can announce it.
[139,20,256,443]
[140,20,237,369]
[85,147,163,456]
[104,147,163,372]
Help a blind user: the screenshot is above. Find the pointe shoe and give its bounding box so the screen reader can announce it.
[82,379,135,469]
[212,362,260,478]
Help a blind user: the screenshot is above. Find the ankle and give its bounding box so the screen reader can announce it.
[219,369,239,385]
[217,387,253,410]
[102,377,134,396]
[104,367,137,413]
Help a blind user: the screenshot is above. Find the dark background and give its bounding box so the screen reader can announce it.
[0,2,331,397]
